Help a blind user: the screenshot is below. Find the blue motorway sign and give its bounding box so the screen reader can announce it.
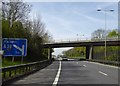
[2,38,27,56]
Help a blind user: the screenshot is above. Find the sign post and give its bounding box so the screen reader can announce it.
[2,38,27,63]
[21,44,25,64]
[12,56,14,62]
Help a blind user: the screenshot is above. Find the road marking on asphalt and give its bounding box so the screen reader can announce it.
[99,71,108,76]
[52,61,61,86]
[83,65,87,67]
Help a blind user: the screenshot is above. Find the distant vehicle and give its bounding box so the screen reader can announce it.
[62,56,68,61]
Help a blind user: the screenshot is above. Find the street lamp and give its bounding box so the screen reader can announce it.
[81,34,84,40]
[76,34,79,41]
[97,8,114,59]
[76,34,84,41]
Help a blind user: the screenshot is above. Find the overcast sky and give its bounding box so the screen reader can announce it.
[24,1,118,56]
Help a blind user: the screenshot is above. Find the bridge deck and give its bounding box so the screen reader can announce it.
[42,41,120,48]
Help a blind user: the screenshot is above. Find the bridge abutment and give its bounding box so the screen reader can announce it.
[48,48,52,60]
[86,46,93,60]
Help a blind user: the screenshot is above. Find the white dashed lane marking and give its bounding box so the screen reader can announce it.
[99,71,108,76]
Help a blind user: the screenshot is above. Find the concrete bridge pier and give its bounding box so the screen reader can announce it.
[86,45,93,60]
[48,48,52,60]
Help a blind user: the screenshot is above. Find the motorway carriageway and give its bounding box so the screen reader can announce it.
[9,60,119,86]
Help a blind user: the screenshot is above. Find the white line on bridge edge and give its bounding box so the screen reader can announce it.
[52,61,61,86]
[99,71,108,76]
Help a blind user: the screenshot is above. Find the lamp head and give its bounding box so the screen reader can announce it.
[97,8,102,11]
[110,9,114,12]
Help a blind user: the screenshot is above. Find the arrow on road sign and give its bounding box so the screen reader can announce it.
[13,44,25,55]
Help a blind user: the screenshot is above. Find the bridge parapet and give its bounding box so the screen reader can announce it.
[45,37,119,44]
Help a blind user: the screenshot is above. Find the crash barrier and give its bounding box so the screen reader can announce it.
[2,60,52,83]
[87,59,119,66]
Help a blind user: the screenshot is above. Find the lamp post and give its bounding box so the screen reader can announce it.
[77,34,79,41]
[81,34,84,40]
[76,34,84,41]
[97,8,114,59]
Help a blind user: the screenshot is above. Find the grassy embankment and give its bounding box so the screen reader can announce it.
[2,59,27,67]
[68,56,86,59]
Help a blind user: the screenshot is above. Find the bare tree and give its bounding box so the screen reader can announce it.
[91,29,107,40]
[31,14,53,43]
[2,0,31,26]
[43,31,53,43]
[32,17,45,37]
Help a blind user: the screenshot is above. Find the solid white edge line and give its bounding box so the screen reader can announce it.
[52,61,61,86]
[99,71,108,76]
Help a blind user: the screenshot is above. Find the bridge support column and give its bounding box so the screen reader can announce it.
[89,46,93,60]
[86,46,93,60]
[48,48,52,60]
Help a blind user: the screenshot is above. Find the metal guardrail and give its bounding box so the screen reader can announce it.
[2,60,51,83]
[87,59,119,66]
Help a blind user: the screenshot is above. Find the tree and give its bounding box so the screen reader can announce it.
[43,32,53,43]
[107,29,118,37]
[91,29,107,40]
[2,0,31,26]
[31,14,53,44]
[2,0,53,63]
[24,14,53,61]
[91,29,119,61]
[64,47,86,58]
[2,19,11,38]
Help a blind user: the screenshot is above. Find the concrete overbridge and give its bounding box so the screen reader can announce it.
[42,40,120,60]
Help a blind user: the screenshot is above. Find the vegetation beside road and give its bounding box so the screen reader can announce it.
[64,29,119,61]
[2,0,53,67]
[92,29,119,61]
[2,59,25,67]
[63,47,86,59]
